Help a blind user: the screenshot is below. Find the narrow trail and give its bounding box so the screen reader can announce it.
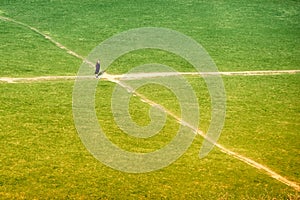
[1,69,300,83]
[0,75,76,83]
[112,70,300,79]
[1,15,299,192]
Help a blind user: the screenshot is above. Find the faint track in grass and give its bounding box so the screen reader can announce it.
[1,15,299,192]
[1,70,300,83]
[0,76,77,83]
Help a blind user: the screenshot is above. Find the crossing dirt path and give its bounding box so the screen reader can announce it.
[1,15,299,191]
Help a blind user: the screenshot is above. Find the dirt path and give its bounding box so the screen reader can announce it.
[1,15,299,191]
[0,76,76,83]
[1,69,300,83]
[112,70,300,80]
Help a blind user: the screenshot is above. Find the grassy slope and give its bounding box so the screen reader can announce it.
[0,80,298,199]
[0,0,299,199]
[1,0,299,76]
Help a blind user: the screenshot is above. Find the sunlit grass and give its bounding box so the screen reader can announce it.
[1,0,299,198]
[0,78,299,199]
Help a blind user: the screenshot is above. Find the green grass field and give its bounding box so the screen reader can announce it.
[1,0,299,199]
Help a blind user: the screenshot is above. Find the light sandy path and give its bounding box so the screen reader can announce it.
[1,15,299,191]
[0,76,76,83]
[108,70,300,80]
[1,69,300,83]
[112,70,300,80]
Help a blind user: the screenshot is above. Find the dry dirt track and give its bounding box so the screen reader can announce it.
[1,15,299,192]
[1,69,300,83]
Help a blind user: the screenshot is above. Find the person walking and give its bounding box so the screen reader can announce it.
[95,60,100,78]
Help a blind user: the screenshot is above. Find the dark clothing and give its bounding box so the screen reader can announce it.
[95,62,100,74]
